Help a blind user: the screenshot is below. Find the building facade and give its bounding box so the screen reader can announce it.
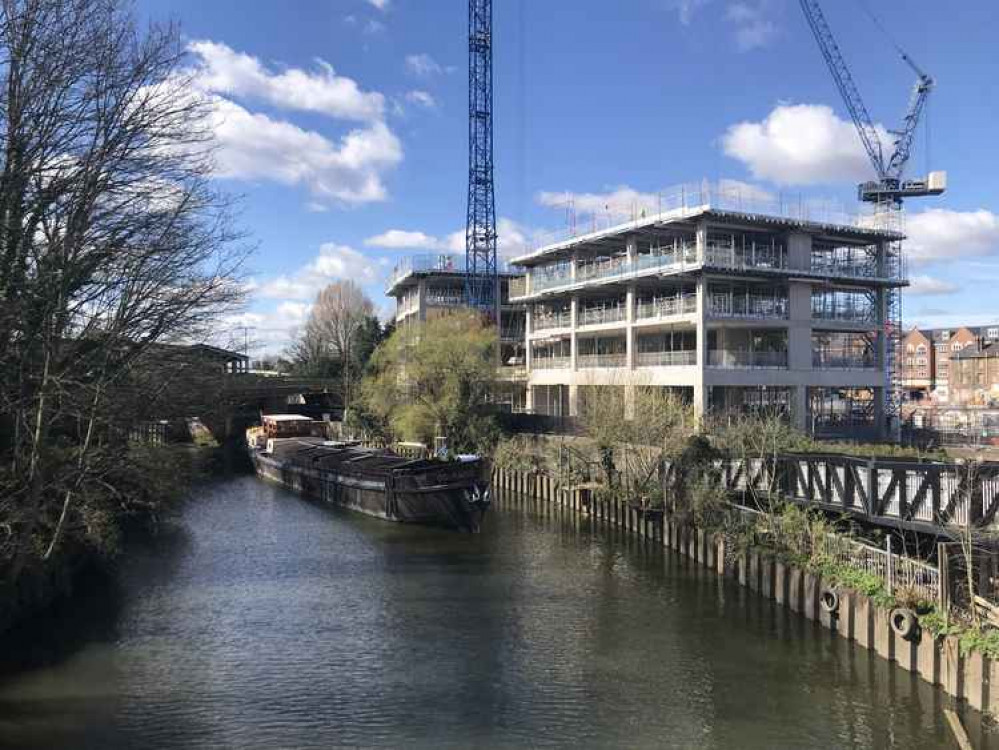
[509,205,904,438]
[386,253,528,411]
[899,325,999,404]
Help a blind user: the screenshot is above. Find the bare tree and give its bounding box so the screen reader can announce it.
[0,0,246,600]
[303,280,374,412]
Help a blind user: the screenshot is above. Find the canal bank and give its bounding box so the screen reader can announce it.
[0,475,987,749]
[492,464,999,728]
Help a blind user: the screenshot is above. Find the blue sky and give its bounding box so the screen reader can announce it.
[135,0,999,354]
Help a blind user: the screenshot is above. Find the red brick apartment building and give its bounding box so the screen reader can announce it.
[899,324,999,404]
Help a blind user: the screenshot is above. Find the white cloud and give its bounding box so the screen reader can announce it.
[907,275,959,296]
[721,103,886,185]
[366,230,442,249]
[670,0,711,25]
[536,186,661,216]
[189,40,384,122]
[366,0,390,10]
[208,96,402,206]
[365,217,532,259]
[405,90,437,109]
[725,2,778,51]
[405,53,451,77]
[497,217,530,259]
[905,209,999,265]
[258,243,385,301]
[276,301,311,323]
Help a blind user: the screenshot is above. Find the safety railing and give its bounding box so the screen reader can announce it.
[708,350,788,369]
[708,297,789,320]
[532,311,572,331]
[426,292,466,307]
[578,305,627,327]
[811,305,875,323]
[513,180,880,255]
[704,244,787,271]
[812,351,878,369]
[532,356,571,370]
[635,295,697,321]
[577,353,627,369]
[635,350,696,368]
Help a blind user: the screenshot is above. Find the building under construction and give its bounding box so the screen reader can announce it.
[507,182,906,439]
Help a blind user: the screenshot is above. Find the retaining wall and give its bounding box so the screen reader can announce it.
[491,466,999,719]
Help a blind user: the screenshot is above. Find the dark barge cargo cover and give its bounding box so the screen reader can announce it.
[252,438,490,532]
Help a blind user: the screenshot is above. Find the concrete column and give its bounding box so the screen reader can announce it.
[626,284,635,370]
[417,278,427,322]
[525,385,534,413]
[694,275,709,423]
[569,384,579,417]
[524,307,533,373]
[626,234,639,264]
[787,231,811,272]
[788,280,813,373]
[792,386,808,432]
[696,221,708,263]
[570,296,579,371]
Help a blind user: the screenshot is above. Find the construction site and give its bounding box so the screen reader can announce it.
[388,0,950,442]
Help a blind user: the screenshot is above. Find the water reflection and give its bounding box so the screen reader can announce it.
[0,478,991,749]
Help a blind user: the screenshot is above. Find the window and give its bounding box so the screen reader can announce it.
[916,357,927,366]
[952,342,962,351]
[941,331,951,341]
[907,344,915,353]
[988,328,999,340]
[916,344,927,354]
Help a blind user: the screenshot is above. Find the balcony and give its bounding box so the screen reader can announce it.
[533,311,572,331]
[635,295,696,321]
[577,353,627,369]
[578,304,626,327]
[517,245,698,299]
[811,301,875,324]
[704,242,786,272]
[813,351,878,369]
[426,292,465,307]
[532,265,574,293]
[533,356,571,370]
[577,255,629,283]
[708,295,789,320]
[636,350,696,367]
[708,350,788,369]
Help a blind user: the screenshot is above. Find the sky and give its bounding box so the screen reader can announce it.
[134,0,999,355]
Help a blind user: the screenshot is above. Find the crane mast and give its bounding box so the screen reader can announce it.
[465,0,499,320]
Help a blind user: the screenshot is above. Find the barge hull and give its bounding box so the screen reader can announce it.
[251,448,487,533]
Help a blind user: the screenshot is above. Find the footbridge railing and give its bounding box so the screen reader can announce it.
[668,454,999,533]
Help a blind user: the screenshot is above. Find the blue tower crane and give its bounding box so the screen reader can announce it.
[465,0,499,320]
[798,0,945,205]
[799,0,947,440]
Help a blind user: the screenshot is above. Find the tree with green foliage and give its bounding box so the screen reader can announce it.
[359,311,499,454]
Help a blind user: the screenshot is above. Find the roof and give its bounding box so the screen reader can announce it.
[953,344,999,360]
[510,191,903,267]
[386,253,519,296]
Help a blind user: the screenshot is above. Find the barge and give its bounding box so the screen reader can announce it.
[246,417,490,532]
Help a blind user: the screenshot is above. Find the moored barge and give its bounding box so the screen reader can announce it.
[246,417,490,532]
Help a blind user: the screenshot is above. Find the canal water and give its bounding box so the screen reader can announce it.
[0,475,990,749]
